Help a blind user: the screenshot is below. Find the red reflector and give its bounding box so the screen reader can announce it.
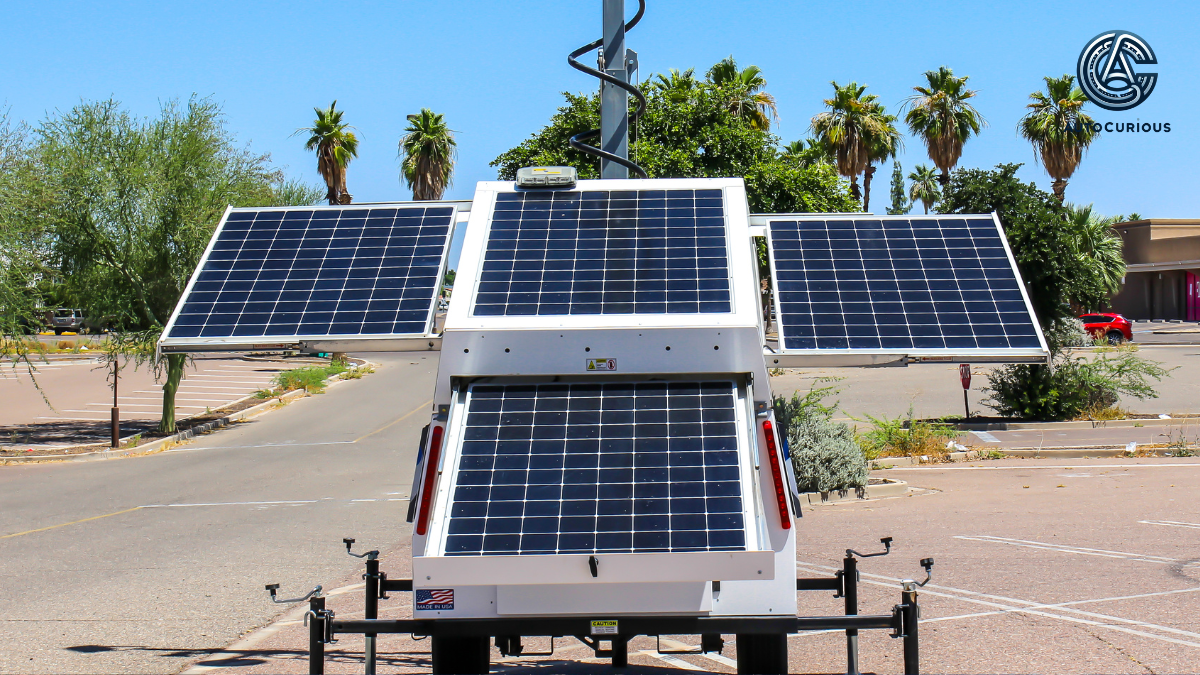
[415,425,445,536]
[761,420,791,530]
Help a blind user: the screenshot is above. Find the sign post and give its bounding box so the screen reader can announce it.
[959,364,971,419]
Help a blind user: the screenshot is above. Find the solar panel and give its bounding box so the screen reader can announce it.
[163,205,453,344]
[472,189,732,316]
[442,381,748,556]
[768,216,1043,352]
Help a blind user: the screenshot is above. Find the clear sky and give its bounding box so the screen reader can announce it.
[5,0,1198,263]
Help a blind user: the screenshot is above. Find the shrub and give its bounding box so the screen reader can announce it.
[773,381,867,494]
[984,341,1171,420]
[856,407,960,461]
[273,366,333,394]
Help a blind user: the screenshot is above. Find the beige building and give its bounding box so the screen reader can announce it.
[1108,220,1200,320]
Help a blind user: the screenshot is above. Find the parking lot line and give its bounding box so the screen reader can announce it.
[797,562,1200,649]
[953,535,1189,565]
[1139,519,1200,530]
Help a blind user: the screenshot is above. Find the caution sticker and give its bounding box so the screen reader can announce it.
[590,620,618,635]
[586,358,617,372]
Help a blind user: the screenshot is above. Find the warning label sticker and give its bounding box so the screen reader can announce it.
[586,358,617,372]
[590,620,618,635]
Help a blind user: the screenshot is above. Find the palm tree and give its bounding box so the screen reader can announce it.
[1066,203,1125,299]
[907,164,940,214]
[706,57,778,130]
[650,68,698,103]
[782,138,833,167]
[861,108,902,213]
[1019,75,1097,201]
[809,81,891,203]
[902,66,986,186]
[296,100,358,205]
[399,108,457,201]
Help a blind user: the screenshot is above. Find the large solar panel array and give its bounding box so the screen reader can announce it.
[769,216,1042,351]
[164,206,453,341]
[472,189,733,316]
[443,381,747,556]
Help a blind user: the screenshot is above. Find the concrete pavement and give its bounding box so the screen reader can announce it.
[0,352,435,674]
[1,356,291,449]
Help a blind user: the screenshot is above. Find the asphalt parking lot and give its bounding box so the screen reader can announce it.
[184,457,1200,675]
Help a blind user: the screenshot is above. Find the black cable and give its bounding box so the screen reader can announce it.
[566,0,648,178]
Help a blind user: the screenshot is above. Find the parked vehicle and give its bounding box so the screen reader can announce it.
[42,308,85,335]
[1079,312,1133,344]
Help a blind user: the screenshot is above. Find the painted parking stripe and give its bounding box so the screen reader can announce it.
[971,430,1000,443]
[797,562,1200,648]
[1140,519,1200,530]
[954,535,1188,565]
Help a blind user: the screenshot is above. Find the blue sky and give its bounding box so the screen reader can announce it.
[5,0,1198,263]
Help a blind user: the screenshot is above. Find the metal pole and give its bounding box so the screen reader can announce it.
[902,582,919,675]
[111,357,120,448]
[310,596,326,675]
[364,559,379,675]
[844,556,859,675]
[600,0,628,179]
[963,389,970,419]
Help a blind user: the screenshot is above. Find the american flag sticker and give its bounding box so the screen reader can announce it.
[415,588,454,610]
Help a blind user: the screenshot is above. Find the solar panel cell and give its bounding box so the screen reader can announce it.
[769,216,1042,353]
[165,206,452,341]
[473,189,732,316]
[443,381,748,556]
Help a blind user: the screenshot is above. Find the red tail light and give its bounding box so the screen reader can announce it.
[415,425,445,536]
[761,420,791,530]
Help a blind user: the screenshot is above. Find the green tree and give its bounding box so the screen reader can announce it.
[861,107,902,213]
[1066,203,1125,310]
[809,81,891,204]
[648,68,698,103]
[781,138,833,168]
[1019,75,1097,200]
[705,56,779,130]
[297,100,358,205]
[903,66,986,186]
[886,161,910,215]
[400,109,457,201]
[907,164,940,214]
[0,111,47,369]
[491,83,857,216]
[28,98,321,431]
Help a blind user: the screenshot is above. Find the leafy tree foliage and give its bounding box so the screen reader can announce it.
[886,161,910,215]
[491,84,857,215]
[297,100,358,205]
[16,97,322,431]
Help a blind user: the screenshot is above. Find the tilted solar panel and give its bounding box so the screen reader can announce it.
[161,204,454,349]
[442,381,748,556]
[472,189,732,316]
[768,215,1044,354]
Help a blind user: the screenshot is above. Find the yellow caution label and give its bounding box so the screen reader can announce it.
[590,620,618,635]
[586,358,617,371]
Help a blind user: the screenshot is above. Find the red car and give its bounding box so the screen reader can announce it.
[1079,312,1133,344]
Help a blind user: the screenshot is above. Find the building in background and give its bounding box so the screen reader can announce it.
[1108,220,1200,320]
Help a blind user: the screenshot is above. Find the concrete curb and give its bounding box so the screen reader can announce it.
[0,361,376,465]
[952,417,1198,431]
[800,478,908,505]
